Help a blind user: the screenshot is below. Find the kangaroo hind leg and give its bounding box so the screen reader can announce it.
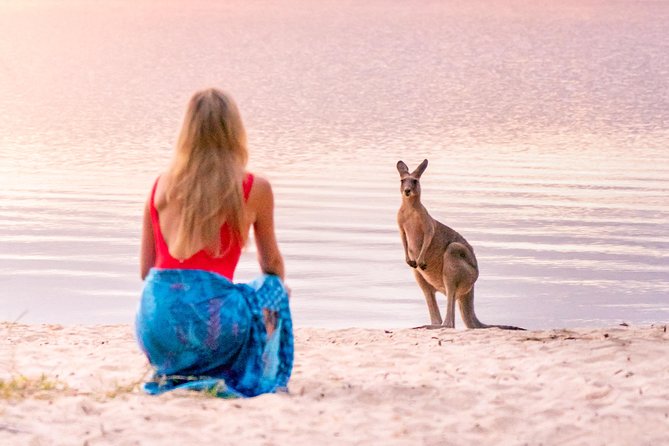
[458,288,488,329]
[441,250,461,328]
[413,270,442,325]
[441,280,457,328]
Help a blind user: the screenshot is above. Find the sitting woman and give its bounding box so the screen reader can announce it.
[136,88,293,398]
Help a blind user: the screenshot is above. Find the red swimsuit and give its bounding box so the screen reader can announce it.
[150,174,254,280]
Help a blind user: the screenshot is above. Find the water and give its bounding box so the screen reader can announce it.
[0,0,667,329]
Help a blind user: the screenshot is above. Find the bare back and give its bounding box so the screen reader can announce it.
[140,173,285,280]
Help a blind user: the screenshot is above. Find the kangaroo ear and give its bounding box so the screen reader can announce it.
[412,159,428,178]
[396,160,410,178]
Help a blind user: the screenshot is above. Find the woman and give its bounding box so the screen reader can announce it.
[136,88,293,398]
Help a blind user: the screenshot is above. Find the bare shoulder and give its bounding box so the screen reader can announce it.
[251,174,272,191]
[249,174,274,202]
[152,172,169,207]
[248,175,274,212]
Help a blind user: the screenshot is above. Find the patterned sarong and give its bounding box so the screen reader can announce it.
[135,269,293,398]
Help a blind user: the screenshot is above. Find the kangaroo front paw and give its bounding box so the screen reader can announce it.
[419,262,427,270]
[406,259,417,268]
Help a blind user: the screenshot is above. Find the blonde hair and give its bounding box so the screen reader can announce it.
[164,88,249,259]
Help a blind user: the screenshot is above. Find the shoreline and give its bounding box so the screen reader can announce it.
[2,323,668,445]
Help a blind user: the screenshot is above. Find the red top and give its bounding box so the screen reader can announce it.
[150,174,254,280]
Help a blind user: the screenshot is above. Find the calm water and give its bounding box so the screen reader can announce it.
[0,0,667,329]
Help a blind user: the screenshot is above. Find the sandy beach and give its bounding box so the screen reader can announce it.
[1,323,668,445]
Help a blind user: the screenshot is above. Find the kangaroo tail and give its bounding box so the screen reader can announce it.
[459,290,525,330]
[483,324,526,331]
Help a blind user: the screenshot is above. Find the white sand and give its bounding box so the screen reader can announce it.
[1,323,668,445]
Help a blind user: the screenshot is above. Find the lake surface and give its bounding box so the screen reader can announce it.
[1,0,667,329]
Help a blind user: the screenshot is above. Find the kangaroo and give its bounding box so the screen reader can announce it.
[396,159,523,330]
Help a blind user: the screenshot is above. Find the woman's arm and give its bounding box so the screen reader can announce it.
[250,176,285,281]
[140,193,156,280]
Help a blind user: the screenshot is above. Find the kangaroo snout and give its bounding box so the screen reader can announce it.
[401,179,418,197]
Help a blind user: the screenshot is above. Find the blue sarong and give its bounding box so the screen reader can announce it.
[135,269,293,398]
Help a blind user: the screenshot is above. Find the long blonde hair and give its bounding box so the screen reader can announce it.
[164,88,249,259]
